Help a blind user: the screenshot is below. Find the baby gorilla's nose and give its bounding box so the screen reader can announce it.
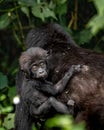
[39,68,45,74]
[36,68,48,79]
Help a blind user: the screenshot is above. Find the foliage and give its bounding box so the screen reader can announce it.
[45,115,85,130]
[87,0,104,35]
[3,114,15,130]
[0,72,15,130]
[0,0,104,130]
[0,72,8,90]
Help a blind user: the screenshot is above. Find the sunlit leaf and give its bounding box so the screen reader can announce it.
[3,113,15,129]
[32,4,57,21]
[45,115,73,129]
[87,15,104,35]
[0,106,13,113]
[31,4,45,21]
[43,7,57,19]
[0,94,6,101]
[45,115,85,130]
[0,128,6,130]
[93,0,104,15]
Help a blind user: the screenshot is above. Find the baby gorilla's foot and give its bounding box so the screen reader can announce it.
[67,99,75,115]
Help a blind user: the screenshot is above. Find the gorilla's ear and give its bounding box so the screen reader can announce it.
[19,52,30,76]
[19,54,31,78]
[19,53,30,71]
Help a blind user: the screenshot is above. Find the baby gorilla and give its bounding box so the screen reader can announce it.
[19,47,81,116]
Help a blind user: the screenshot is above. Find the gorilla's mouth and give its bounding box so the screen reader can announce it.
[36,72,48,79]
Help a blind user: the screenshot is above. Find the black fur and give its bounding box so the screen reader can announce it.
[16,23,104,130]
[15,46,81,130]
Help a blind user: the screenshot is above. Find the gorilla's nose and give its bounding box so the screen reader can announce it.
[39,68,45,74]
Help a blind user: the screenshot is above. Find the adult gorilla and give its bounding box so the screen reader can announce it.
[16,23,104,130]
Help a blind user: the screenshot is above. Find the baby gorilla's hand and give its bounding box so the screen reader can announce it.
[71,64,83,73]
[66,64,83,78]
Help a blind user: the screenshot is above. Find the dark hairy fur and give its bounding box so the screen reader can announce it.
[16,23,104,130]
[15,46,81,130]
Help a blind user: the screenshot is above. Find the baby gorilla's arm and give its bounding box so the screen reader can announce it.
[38,65,82,95]
[30,65,82,116]
[54,65,82,94]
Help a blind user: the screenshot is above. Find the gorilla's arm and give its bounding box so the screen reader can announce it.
[36,65,81,96]
[15,98,32,130]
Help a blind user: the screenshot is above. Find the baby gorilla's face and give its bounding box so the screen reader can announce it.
[30,60,48,79]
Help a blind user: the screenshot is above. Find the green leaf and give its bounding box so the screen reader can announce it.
[8,87,16,102]
[73,122,85,130]
[45,115,85,130]
[55,3,67,16]
[0,72,8,90]
[32,4,57,21]
[3,113,15,130]
[0,128,6,130]
[18,0,36,6]
[31,4,45,21]
[32,124,37,130]
[43,7,57,19]
[21,6,29,17]
[0,94,6,101]
[0,13,11,30]
[45,115,73,129]
[75,29,92,45]
[0,106,13,113]
[87,15,104,35]
[93,0,104,15]
[56,0,67,4]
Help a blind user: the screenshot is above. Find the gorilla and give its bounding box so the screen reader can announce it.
[16,23,104,130]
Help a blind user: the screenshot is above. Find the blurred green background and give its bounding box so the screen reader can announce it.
[0,0,104,129]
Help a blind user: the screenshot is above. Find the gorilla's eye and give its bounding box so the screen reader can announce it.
[40,62,45,67]
[32,65,37,70]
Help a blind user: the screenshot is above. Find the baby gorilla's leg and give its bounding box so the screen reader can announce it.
[30,97,69,116]
[30,100,51,116]
[48,97,69,114]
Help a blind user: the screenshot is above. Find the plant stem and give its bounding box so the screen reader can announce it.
[73,0,78,30]
[13,0,24,41]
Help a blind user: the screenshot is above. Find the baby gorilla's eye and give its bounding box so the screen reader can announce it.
[32,65,37,70]
[40,62,45,67]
